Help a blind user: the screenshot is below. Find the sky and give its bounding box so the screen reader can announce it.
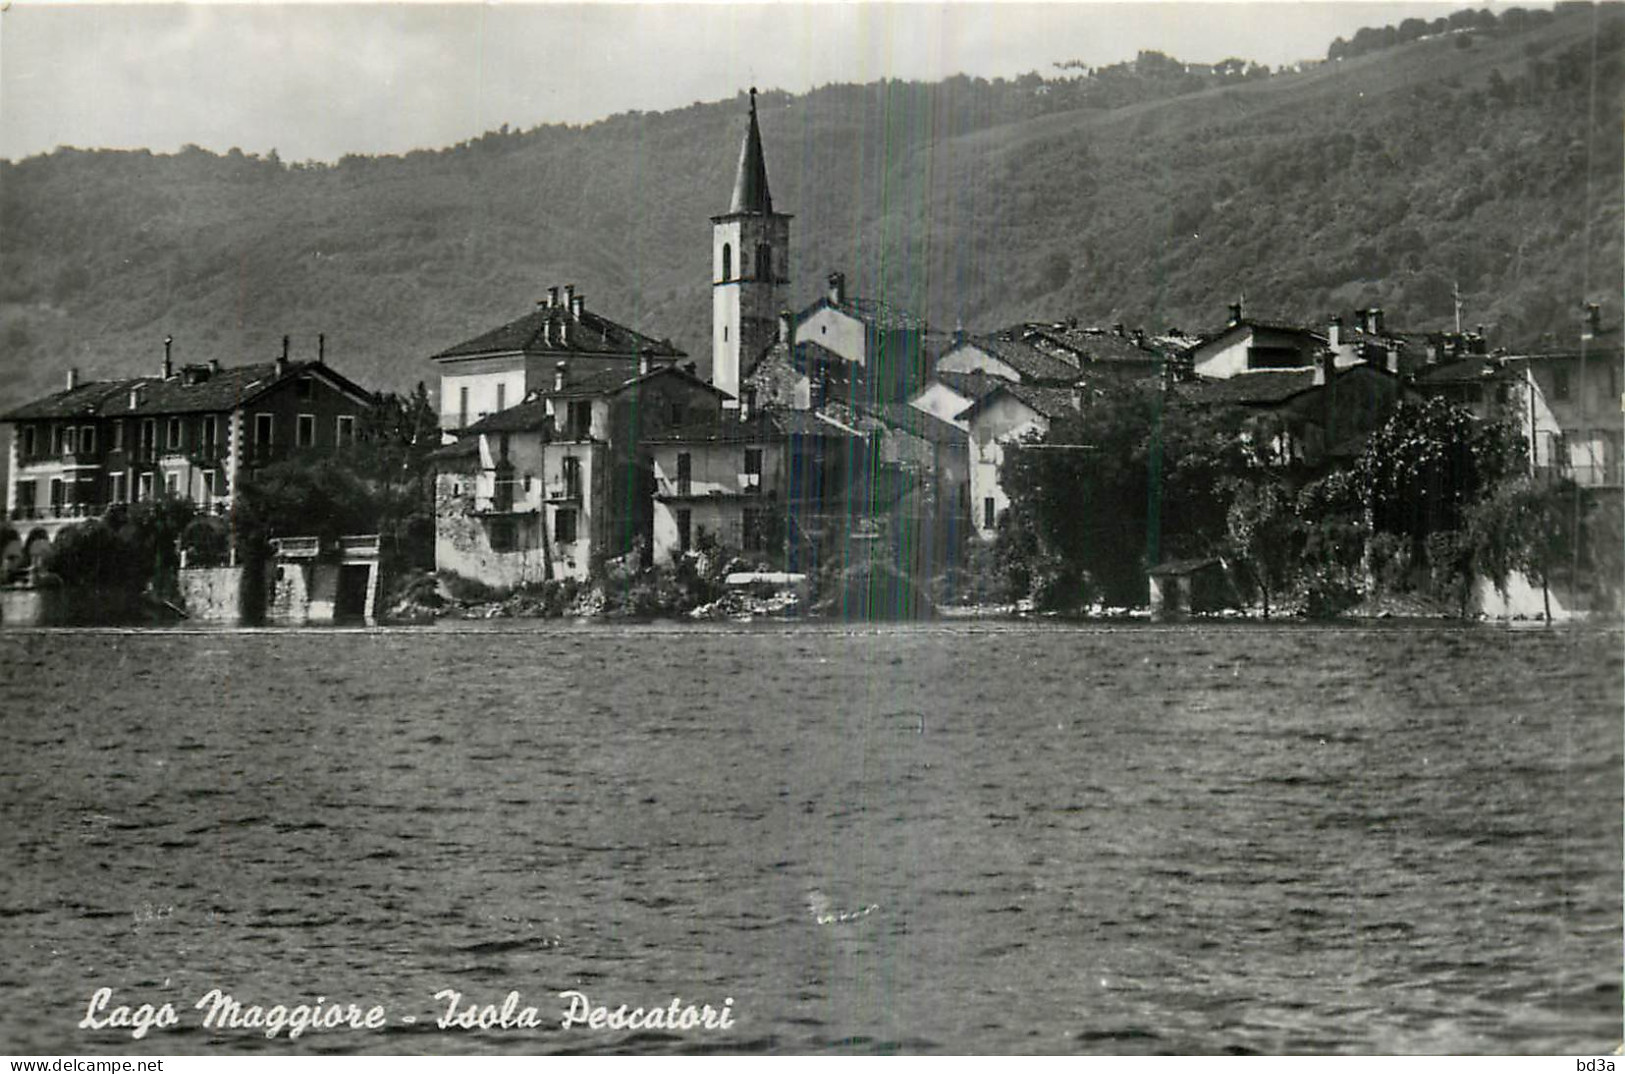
[0,1,1544,162]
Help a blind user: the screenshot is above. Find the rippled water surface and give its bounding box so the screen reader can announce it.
[1,622,1619,1054]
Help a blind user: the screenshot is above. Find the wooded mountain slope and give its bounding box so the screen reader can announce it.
[1,5,1619,413]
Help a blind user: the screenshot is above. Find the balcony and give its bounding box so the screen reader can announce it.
[338,534,382,558]
[270,536,322,559]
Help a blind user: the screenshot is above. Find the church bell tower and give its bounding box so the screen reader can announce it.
[712,88,791,405]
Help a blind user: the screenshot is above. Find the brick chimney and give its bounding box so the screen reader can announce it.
[570,292,585,320]
[554,361,567,392]
[162,335,174,379]
[827,272,846,305]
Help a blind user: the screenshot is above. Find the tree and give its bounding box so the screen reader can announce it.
[1355,398,1526,551]
[1224,475,1298,618]
[1466,476,1577,619]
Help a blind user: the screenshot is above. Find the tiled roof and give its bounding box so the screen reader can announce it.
[461,365,725,434]
[1195,318,1326,348]
[855,402,967,446]
[646,406,858,445]
[1,361,371,421]
[744,338,850,382]
[1010,324,1166,365]
[1180,369,1316,405]
[1412,356,1509,385]
[805,296,928,333]
[431,305,687,362]
[943,336,1078,383]
[956,382,1079,423]
[928,370,1006,402]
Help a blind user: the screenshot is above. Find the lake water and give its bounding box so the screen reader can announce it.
[0,622,1619,1055]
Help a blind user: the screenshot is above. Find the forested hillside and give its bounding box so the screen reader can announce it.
[1,4,1619,416]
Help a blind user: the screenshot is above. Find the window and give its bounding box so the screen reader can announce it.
[64,426,78,455]
[488,519,516,552]
[21,426,35,458]
[297,414,315,448]
[200,470,217,498]
[109,472,127,504]
[201,416,217,453]
[255,413,274,445]
[567,401,592,439]
[168,417,183,450]
[138,473,154,502]
[336,415,355,446]
[496,383,507,412]
[677,508,692,553]
[164,471,180,495]
[723,326,729,343]
[1553,369,1571,401]
[296,376,314,399]
[554,507,577,544]
[80,426,96,455]
[744,448,762,475]
[721,243,732,281]
[51,425,63,455]
[676,452,692,496]
[110,421,123,453]
[984,497,996,530]
[562,455,581,498]
[141,419,156,458]
[13,480,35,517]
[756,244,772,282]
[459,386,470,429]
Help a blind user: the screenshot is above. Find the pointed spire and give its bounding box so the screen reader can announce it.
[728,87,773,215]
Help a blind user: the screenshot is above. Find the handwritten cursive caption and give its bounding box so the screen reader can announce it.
[77,986,735,1041]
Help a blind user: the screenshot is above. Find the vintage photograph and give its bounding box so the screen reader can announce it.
[0,0,1620,1058]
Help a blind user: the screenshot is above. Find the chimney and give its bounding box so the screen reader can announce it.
[554,361,568,393]
[209,358,221,376]
[684,361,698,376]
[1370,308,1385,336]
[1327,315,1342,349]
[1131,328,1146,347]
[779,309,795,346]
[317,333,326,364]
[1113,322,1125,337]
[547,286,560,309]
[162,335,174,379]
[129,386,141,410]
[571,292,585,320]
[1313,349,1335,387]
[1584,302,1602,339]
[741,387,756,423]
[66,367,79,391]
[638,350,651,376]
[276,335,290,377]
[562,284,576,312]
[1226,303,1241,327]
[827,272,846,305]
[951,320,965,348]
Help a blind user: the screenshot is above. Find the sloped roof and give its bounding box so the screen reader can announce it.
[1181,369,1317,406]
[461,364,726,435]
[942,336,1078,383]
[802,295,928,333]
[1193,318,1327,351]
[646,406,858,445]
[855,401,967,446]
[727,90,775,216]
[1,361,372,422]
[928,370,1006,402]
[431,304,687,363]
[743,337,849,382]
[1412,355,1509,385]
[956,382,1079,423]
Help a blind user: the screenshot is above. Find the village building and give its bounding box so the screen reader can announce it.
[907,369,1005,431]
[432,360,727,586]
[1186,303,1327,379]
[646,406,861,568]
[430,286,686,433]
[934,332,1080,384]
[1500,305,1623,489]
[4,336,373,542]
[957,382,1082,538]
[791,271,935,402]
